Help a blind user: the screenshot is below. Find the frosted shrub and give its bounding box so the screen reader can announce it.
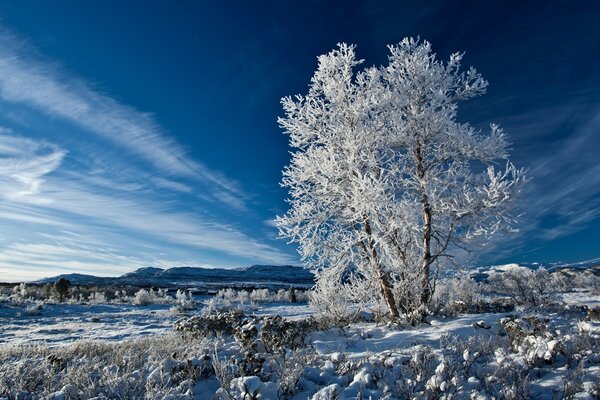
[236,290,250,303]
[489,267,558,309]
[518,335,562,366]
[170,289,196,314]
[498,316,573,368]
[132,288,170,306]
[486,350,531,399]
[114,289,128,302]
[216,288,308,305]
[11,283,29,304]
[175,309,245,338]
[573,270,600,294]
[271,349,318,398]
[430,273,483,316]
[0,333,213,399]
[218,288,237,301]
[133,289,154,305]
[203,297,239,315]
[176,289,195,308]
[308,272,369,324]
[88,291,107,304]
[250,288,270,302]
[220,376,278,400]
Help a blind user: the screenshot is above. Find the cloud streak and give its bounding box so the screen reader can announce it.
[0,28,296,281]
[0,133,66,202]
[0,31,244,208]
[0,133,296,278]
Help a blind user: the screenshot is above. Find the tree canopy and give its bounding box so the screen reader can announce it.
[277,38,525,321]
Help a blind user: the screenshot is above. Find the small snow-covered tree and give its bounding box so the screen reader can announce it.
[277,38,525,320]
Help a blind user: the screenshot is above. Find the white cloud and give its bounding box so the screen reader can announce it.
[0,30,297,281]
[0,154,296,272]
[38,180,293,263]
[0,134,66,202]
[521,109,600,240]
[0,31,244,207]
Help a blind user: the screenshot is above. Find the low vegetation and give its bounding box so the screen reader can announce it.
[1,304,599,399]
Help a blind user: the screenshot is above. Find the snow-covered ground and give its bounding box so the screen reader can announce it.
[310,313,509,357]
[0,299,313,345]
[1,291,599,399]
[0,303,178,345]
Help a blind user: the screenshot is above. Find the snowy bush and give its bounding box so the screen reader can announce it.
[572,270,600,294]
[0,333,214,399]
[309,270,386,324]
[132,288,171,306]
[88,291,107,304]
[217,376,278,400]
[489,267,558,309]
[10,283,30,305]
[215,287,309,305]
[23,302,44,316]
[430,273,484,316]
[202,296,243,316]
[2,311,599,399]
[174,309,246,338]
[169,289,196,314]
[308,275,361,324]
[175,311,320,354]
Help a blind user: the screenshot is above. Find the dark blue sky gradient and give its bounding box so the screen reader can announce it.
[0,1,598,280]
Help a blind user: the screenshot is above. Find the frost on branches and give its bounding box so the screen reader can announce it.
[276,38,525,322]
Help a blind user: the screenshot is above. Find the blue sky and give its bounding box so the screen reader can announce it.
[0,1,598,281]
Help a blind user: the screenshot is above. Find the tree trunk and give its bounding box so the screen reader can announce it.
[375,262,400,320]
[364,219,400,320]
[419,194,432,306]
[415,141,433,310]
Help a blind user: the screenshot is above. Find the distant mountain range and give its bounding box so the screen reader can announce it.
[32,258,600,288]
[469,258,600,282]
[36,265,315,288]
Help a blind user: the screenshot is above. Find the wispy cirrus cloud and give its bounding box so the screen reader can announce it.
[0,129,295,281]
[0,28,296,281]
[0,31,244,208]
[0,133,66,203]
[518,107,600,239]
[479,103,600,262]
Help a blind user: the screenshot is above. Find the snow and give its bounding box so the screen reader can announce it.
[560,291,600,307]
[310,313,507,357]
[1,282,599,398]
[488,263,523,272]
[0,303,178,345]
[0,300,313,345]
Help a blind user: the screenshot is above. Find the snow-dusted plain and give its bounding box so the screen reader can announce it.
[0,303,178,345]
[0,299,314,346]
[1,278,599,399]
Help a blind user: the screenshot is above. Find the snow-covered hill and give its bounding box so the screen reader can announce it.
[35,264,314,288]
[30,258,600,287]
[470,258,600,282]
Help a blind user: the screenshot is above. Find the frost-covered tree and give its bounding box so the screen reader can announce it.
[277,38,525,320]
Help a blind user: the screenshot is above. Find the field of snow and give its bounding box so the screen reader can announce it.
[1,287,599,399]
[0,303,178,345]
[0,298,313,345]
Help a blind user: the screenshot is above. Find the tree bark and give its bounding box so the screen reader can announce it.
[415,142,433,309]
[377,267,399,320]
[364,220,400,320]
[419,194,432,306]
